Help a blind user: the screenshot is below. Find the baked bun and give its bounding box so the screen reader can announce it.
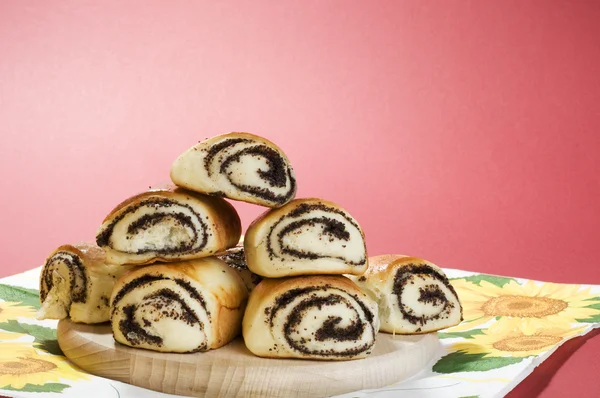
[244,198,367,277]
[39,242,133,323]
[110,257,248,353]
[170,132,296,207]
[96,186,241,265]
[348,255,462,334]
[242,275,379,360]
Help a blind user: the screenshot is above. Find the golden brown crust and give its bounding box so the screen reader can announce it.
[96,186,241,265]
[247,197,352,232]
[215,132,290,155]
[362,254,444,281]
[351,254,462,334]
[39,242,132,324]
[250,275,366,305]
[245,198,367,277]
[99,186,171,224]
[243,275,378,360]
[67,242,107,266]
[364,254,407,274]
[100,185,231,224]
[42,243,109,283]
[170,133,296,208]
[111,257,248,351]
[117,260,247,310]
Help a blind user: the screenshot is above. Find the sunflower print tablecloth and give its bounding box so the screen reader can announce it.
[0,267,598,398]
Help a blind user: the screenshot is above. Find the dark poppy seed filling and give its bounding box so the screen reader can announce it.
[142,288,202,327]
[174,279,206,309]
[119,305,163,347]
[277,218,354,261]
[266,203,366,266]
[204,138,251,175]
[118,288,206,351]
[418,284,446,306]
[222,146,295,204]
[269,286,376,358]
[111,274,209,321]
[217,246,248,271]
[315,316,362,342]
[230,168,295,204]
[40,251,87,303]
[127,212,193,235]
[202,138,296,205]
[96,197,208,255]
[392,264,462,326]
[113,275,210,352]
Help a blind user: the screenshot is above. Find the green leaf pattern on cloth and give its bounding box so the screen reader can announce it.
[0,284,42,310]
[434,274,600,376]
[575,302,600,323]
[433,352,523,373]
[451,274,515,288]
[0,383,71,393]
[0,319,62,355]
[0,267,598,397]
[0,281,86,393]
[437,329,486,339]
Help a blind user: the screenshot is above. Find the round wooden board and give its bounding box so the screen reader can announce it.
[57,319,439,397]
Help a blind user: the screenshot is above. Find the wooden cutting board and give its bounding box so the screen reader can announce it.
[57,319,439,397]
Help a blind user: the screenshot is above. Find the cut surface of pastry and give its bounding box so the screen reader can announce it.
[170,132,296,207]
[244,198,367,277]
[39,242,132,324]
[110,258,248,353]
[348,255,462,334]
[96,186,241,265]
[243,275,379,360]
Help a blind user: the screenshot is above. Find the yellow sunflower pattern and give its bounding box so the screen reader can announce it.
[433,274,600,374]
[451,320,587,358]
[1,269,599,393]
[0,331,26,341]
[0,282,89,393]
[449,278,600,333]
[0,343,86,389]
[0,301,37,322]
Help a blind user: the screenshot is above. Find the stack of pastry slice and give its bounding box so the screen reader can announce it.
[241,198,380,360]
[38,131,463,360]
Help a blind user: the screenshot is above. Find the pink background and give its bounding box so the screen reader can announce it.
[0,1,598,396]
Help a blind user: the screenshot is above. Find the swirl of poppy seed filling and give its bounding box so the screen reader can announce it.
[203,138,296,205]
[392,264,461,327]
[267,286,376,357]
[266,203,366,266]
[96,198,209,255]
[40,251,87,303]
[112,275,210,352]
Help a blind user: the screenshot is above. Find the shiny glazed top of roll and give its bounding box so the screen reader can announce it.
[95,186,241,265]
[170,132,297,207]
[351,254,463,334]
[244,198,368,278]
